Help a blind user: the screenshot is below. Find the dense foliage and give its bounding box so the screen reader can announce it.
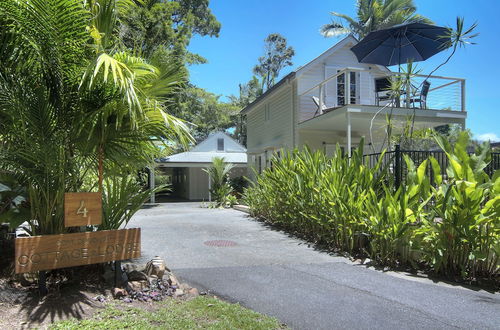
[320,0,432,38]
[245,133,499,282]
[0,0,191,235]
[204,157,236,208]
[172,86,240,141]
[253,33,295,92]
[118,0,220,61]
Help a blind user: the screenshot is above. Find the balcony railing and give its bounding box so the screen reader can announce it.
[298,68,465,122]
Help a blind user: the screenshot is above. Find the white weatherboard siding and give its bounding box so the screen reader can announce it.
[296,38,390,122]
[246,84,294,154]
[243,34,466,177]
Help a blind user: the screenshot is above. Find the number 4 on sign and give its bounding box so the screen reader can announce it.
[77,200,88,217]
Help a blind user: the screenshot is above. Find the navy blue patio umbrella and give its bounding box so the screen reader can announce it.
[350,23,451,67]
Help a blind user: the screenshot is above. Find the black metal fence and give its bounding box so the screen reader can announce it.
[363,145,500,187]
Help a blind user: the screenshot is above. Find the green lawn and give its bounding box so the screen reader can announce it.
[50,296,286,329]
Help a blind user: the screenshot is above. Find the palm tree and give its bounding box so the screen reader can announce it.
[320,0,432,39]
[204,157,234,206]
[0,0,191,235]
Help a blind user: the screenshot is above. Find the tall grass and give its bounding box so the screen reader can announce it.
[244,133,499,282]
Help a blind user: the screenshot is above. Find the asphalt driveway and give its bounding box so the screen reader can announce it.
[130,202,500,330]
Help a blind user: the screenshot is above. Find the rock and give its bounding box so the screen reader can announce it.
[179,283,190,290]
[126,280,149,292]
[0,286,27,304]
[17,273,37,287]
[112,287,127,299]
[187,288,199,296]
[145,256,169,279]
[127,270,149,282]
[122,262,143,273]
[174,289,184,297]
[165,274,179,286]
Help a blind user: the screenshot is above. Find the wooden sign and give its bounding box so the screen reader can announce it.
[64,192,102,227]
[15,228,141,273]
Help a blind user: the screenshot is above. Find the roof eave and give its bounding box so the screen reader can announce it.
[240,72,296,115]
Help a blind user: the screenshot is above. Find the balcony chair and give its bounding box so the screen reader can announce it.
[375,77,393,106]
[312,96,327,116]
[410,80,430,109]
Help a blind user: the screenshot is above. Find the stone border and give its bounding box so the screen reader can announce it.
[232,205,250,213]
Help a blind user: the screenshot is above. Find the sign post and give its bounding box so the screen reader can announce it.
[15,191,141,294]
[15,228,141,273]
[64,192,102,227]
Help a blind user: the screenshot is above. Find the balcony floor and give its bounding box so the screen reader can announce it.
[298,105,466,147]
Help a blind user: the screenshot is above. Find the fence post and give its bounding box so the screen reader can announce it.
[394,145,401,189]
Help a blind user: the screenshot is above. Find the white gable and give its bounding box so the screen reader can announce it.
[191,132,246,152]
[297,35,390,94]
[157,132,247,165]
[296,35,391,122]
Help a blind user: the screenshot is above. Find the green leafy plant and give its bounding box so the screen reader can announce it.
[245,140,388,254]
[100,175,165,231]
[0,173,30,231]
[0,0,191,235]
[364,156,431,266]
[204,157,234,208]
[416,132,499,279]
[245,134,499,282]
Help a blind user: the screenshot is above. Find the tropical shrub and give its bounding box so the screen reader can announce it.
[0,173,30,231]
[245,133,499,282]
[416,133,499,279]
[229,176,248,198]
[100,175,165,231]
[0,0,191,235]
[204,157,235,207]
[245,141,388,254]
[364,157,431,266]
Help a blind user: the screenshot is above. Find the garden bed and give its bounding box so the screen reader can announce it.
[0,260,285,329]
[244,135,500,288]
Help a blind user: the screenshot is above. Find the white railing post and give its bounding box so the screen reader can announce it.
[345,70,351,105]
[405,77,411,108]
[149,166,155,203]
[319,83,324,114]
[461,80,466,112]
[347,112,352,158]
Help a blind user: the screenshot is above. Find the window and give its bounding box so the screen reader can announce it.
[217,138,224,151]
[337,71,358,106]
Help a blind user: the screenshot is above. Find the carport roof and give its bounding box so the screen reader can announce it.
[157,151,247,165]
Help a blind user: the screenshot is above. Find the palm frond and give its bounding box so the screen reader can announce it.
[320,22,351,37]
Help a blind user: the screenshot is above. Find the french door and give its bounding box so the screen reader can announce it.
[336,71,359,106]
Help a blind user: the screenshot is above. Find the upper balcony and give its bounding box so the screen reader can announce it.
[298,67,466,123]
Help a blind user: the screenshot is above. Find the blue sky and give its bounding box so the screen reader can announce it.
[188,0,500,141]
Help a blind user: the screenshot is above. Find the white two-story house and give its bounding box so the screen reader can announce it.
[242,35,467,177]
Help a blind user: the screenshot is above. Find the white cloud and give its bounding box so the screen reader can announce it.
[476,133,500,142]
